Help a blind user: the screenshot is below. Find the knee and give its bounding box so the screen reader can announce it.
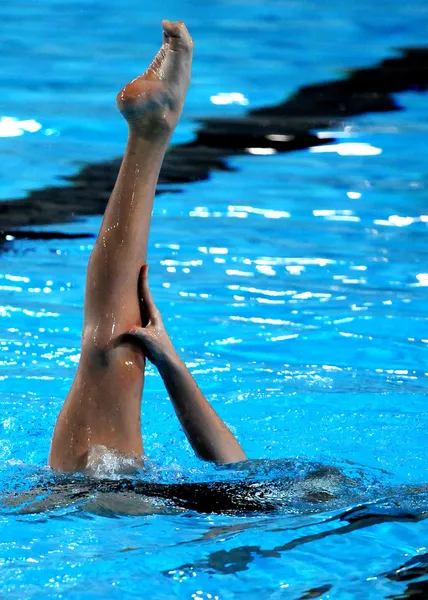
[80,326,111,368]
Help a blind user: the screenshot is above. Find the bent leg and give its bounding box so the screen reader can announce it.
[49,21,194,471]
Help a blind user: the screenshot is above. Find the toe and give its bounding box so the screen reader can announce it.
[162,20,193,52]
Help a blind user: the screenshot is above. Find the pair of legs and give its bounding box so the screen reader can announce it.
[49,21,246,472]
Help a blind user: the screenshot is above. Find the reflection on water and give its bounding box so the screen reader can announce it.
[0,0,428,597]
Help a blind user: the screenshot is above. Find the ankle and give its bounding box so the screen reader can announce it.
[127,119,174,144]
[126,128,172,156]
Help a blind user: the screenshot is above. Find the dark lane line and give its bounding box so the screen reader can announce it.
[0,47,427,241]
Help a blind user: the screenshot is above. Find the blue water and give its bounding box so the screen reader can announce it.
[1,0,428,598]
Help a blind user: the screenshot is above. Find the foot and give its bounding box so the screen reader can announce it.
[117,20,193,140]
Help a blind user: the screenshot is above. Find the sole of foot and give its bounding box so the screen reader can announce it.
[117,20,194,140]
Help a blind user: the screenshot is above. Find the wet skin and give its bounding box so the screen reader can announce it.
[49,21,194,471]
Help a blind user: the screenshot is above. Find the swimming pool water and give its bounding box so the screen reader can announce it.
[0,0,427,598]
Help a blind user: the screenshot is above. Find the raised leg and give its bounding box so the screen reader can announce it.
[49,21,193,471]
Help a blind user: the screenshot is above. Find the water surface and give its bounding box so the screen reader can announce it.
[0,0,427,598]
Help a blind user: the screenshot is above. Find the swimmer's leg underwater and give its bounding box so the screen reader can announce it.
[49,21,194,471]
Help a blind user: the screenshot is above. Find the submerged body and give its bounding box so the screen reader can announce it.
[4,456,387,515]
[4,452,428,518]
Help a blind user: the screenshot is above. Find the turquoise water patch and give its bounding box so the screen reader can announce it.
[0,0,428,598]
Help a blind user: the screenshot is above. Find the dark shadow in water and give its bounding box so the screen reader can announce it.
[2,461,427,597]
[0,48,427,239]
[1,460,422,519]
[384,553,428,600]
[385,552,428,582]
[0,230,94,242]
[156,486,427,600]
[161,496,427,575]
[2,462,369,516]
[299,585,332,599]
[389,580,428,600]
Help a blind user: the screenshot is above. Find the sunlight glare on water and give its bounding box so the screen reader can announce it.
[0,0,427,598]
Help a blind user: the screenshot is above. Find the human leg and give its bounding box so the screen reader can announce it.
[49,21,193,471]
